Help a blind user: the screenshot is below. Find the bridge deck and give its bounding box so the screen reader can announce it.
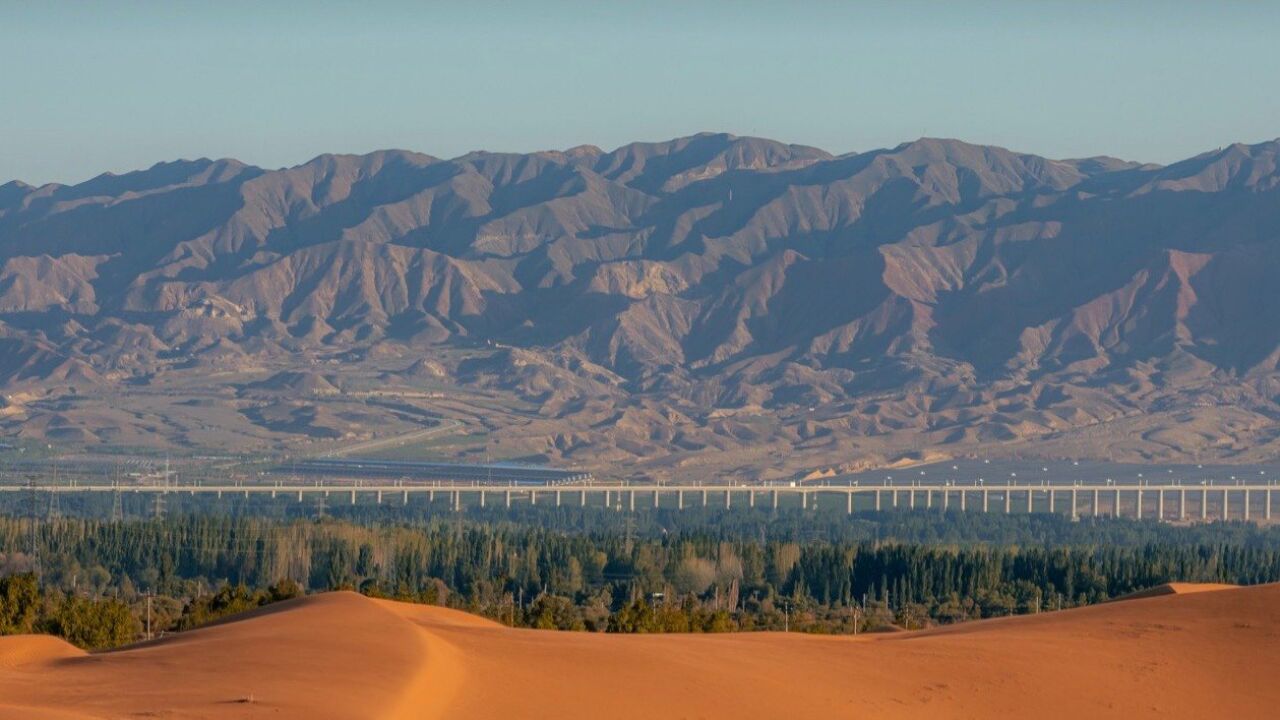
[2,482,1275,522]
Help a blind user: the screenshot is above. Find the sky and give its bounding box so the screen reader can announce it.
[2,1,1278,185]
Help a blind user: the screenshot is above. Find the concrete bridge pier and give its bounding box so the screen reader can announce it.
[350,489,356,505]
[1005,491,1011,514]
[1157,490,1163,521]
[1222,489,1230,521]
[452,491,460,512]
[402,490,408,505]
[748,491,755,509]
[771,491,778,510]
[942,490,949,512]
[1092,489,1099,517]
[927,489,934,510]
[1135,489,1142,520]
[982,489,989,513]
[678,490,685,510]
[1027,489,1033,513]
[531,490,538,507]
[479,491,485,508]
[846,492,853,514]
[1048,489,1055,514]
[581,490,587,507]
[802,492,808,510]
[1179,489,1186,520]
[655,490,662,508]
[701,489,708,508]
[1268,489,1273,521]
[376,490,382,504]
[1070,488,1078,520]
[630,491,637,512]
[1201,489,1208,520]
[1245,489,1251,520]
[875,491,882,512]
[724,491,730,509]
[909,490,916,510]
[959,490,966,512]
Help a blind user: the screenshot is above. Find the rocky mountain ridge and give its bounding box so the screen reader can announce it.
[3,133,1280,474]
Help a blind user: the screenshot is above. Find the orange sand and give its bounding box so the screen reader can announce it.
[1114,582,1239,600]
[1,583,1276,719]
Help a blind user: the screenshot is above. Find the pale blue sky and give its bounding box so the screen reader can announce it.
[2,1,1278,184]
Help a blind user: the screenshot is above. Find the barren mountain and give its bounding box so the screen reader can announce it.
[3,133,1280,477]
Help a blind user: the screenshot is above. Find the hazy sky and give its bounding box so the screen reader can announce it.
[3,1,1278,184]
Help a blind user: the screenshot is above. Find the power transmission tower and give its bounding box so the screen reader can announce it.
[152,492,166,519]
[24,474,41,579]
[111,489,124,522]
[314,493,327,520]
[623,513,636,554]
[46,488,61,520]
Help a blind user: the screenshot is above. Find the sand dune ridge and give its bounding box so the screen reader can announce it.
[2,584,1278,719]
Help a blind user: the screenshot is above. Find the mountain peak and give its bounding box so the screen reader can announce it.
[563,144,604,158]
[592,132,831,193]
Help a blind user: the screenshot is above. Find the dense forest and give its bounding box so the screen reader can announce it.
[3,509,1280,648]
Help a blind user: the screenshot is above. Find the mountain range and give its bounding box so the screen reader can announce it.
[3,133,1280,478]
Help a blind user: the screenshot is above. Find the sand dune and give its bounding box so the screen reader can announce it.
[1114,581,1240,600]
[2,584,1278,719]
[0,634,84,670]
